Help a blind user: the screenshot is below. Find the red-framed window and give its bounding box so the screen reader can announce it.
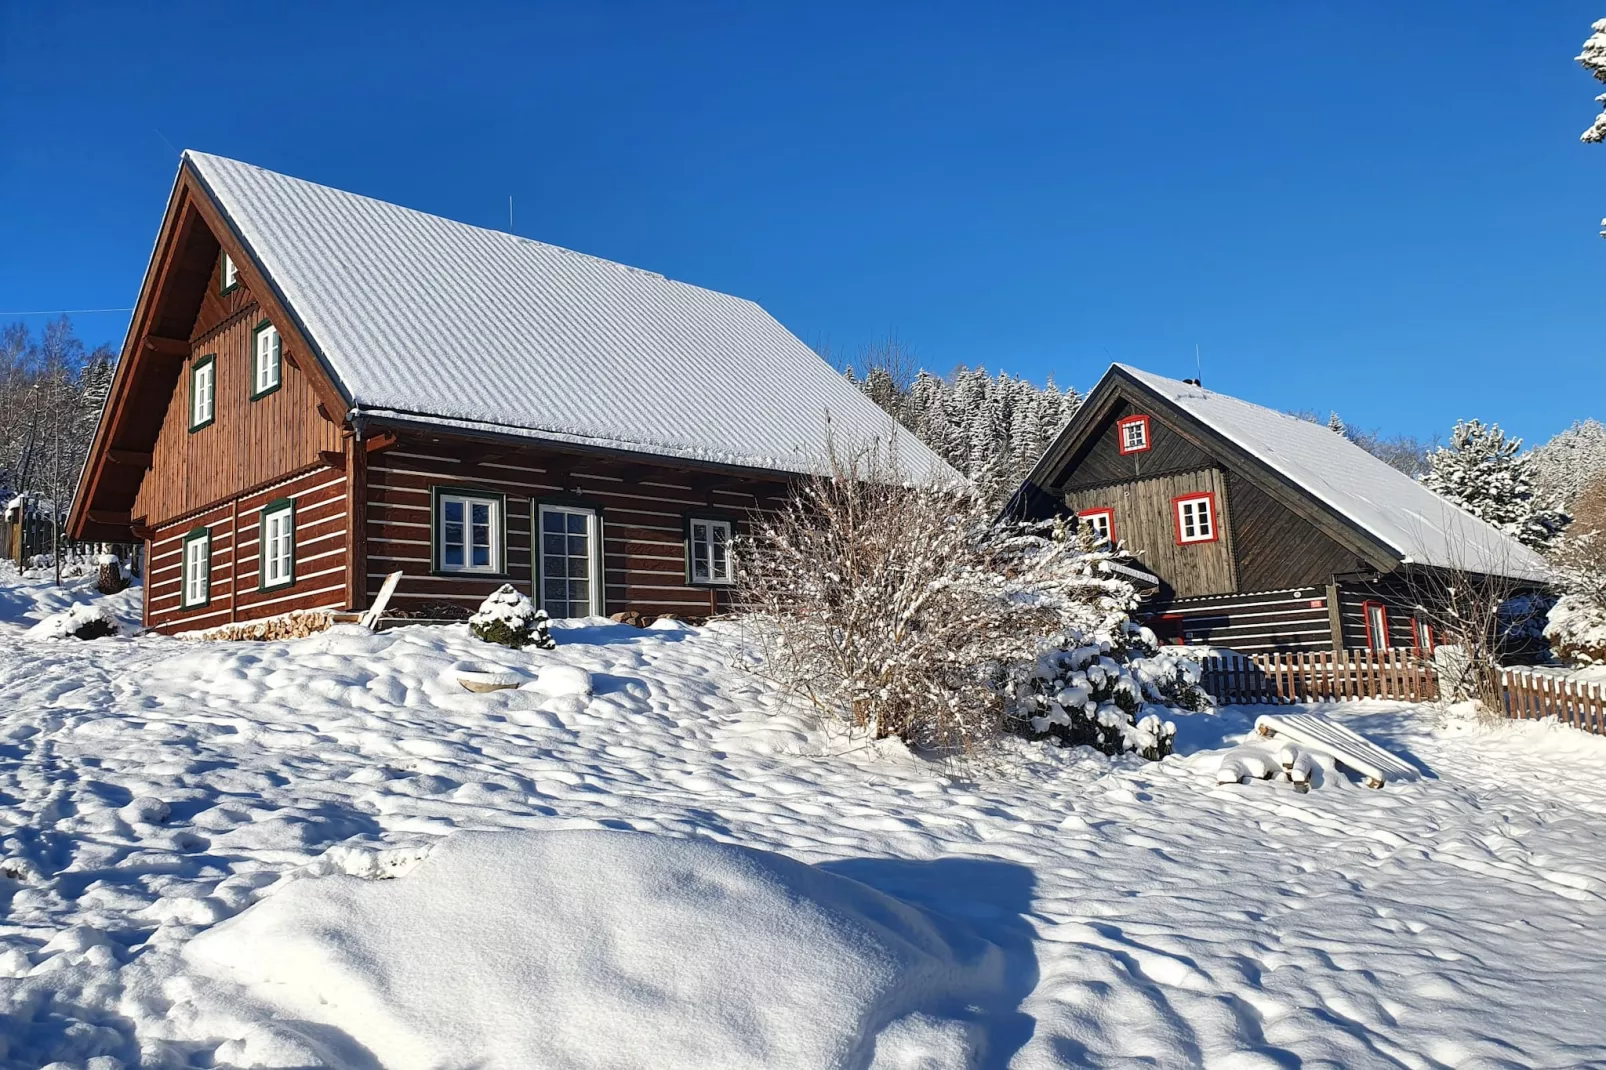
[1117,414,1152,455]
[1077,507,1115,548]
[1362,600,1390,651]
[1146,613,1186,645]
[1410,616,1436,655]
[1172,492,1219,544]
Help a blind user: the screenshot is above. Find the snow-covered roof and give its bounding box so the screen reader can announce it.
[184,152,956,484]
[1113,365,1550,582]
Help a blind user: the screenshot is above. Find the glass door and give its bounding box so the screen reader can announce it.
[537,504,600,618]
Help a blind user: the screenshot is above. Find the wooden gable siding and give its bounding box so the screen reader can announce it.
[130,256,345,527]
[1055,399,1216,493]
[364,438,792,619]
[1226,473,1363,592]
[1066,468,1236,599]
[144,464,351,633]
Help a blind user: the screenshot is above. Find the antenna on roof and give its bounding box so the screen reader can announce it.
[508,195,514,233]
[1194,343,1203,388]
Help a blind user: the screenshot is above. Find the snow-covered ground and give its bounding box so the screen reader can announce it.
[3,570,1606,1067]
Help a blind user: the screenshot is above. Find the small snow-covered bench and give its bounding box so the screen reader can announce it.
[1254,713,1418,788]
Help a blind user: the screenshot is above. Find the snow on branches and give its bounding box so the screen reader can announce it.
[1421,419,1568,553]
[470,584,556,650]
[736,439,1206,759]
[1579,18,1606,144]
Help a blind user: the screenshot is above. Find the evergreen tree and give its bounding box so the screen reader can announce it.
[1327,411,1348,436]
[1529,418,1606,513]
[846,356,1082,507]
[1422,419,1569,553]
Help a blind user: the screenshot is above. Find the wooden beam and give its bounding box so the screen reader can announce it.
[317,403,336,424]
[319,449,347,471]
[364,431,399,454]
[107,449,153,467]
[86,510,132,527]
[143,335,191,358]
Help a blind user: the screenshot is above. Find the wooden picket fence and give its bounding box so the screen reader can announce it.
[1497,668,1606,735]
[1200,649,1439,705]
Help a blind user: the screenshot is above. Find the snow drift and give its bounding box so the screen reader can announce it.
[183,829,1009,1070]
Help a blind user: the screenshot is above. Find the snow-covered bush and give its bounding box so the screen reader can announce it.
[737,440,1205,757]
[25,602,118,641]
[1545,480,1606,664]
[469,584,555,650]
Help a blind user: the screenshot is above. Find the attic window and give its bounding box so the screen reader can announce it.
[1173,492,1217,544]
[1117,415,1151,455]
[252,322,282,399]
[221,252,239,294]
[189,354,216,431]
[1077,508,1114,549]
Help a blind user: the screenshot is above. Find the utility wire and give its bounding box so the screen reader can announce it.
[0,307,134,316]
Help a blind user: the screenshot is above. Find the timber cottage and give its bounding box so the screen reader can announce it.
[69,153,951,633]
[1009,364,1549,653]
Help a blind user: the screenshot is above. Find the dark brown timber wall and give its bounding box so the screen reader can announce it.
[364,437,791,619]
[1140,587,1336,654]
[145,463,350,633]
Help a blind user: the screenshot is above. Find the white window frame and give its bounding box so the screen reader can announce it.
[182,529,211,608]
[190,356,215,429]
[1077,508,1114,549]
[1174,493,1216,544]
[1118,414,1150,454]
[260,500,295,590]
[687,517,735,585]
[536,503,603,617]
[221,252,239,292]
[252,323,282,397]
[435,491,503,574]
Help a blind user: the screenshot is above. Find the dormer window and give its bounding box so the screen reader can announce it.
[1173,492,1217,544]
[1117,415,1151,455]
[1077,508,1114,549]
[221,252,239,294]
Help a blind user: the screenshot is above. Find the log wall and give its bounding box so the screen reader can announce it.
[364,438,790,619]
[145,463,350,633]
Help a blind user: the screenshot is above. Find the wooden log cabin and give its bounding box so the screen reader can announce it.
[68,152,955,634]
[1007,365,1550,654]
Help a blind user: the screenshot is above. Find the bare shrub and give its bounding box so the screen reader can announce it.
[1546,474,1606,665]
[735,438,1198,756]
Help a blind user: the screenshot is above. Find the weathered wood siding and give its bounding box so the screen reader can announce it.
[145,464,350,633]
[1066,468,1236,598]
[1225,473,1361,590]
[1055,400,1216,493]
[1140,587,1335,654]
[364,438,790,619]
[130,254,345,527]
[1335,575,1428,651]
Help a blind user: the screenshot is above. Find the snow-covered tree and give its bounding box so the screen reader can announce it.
[1546,474,1606,665]
[843,347,1082,507]
[1528,419,1606,513]
[1326,411,1347,436]
[1579,18,1606,144]
[1578,18,1606,235]
[1421,419,1569,553]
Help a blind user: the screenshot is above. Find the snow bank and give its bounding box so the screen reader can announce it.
[184,829,1006,1070]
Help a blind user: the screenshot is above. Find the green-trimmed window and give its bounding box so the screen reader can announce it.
[434,489,503,574]
[260,499,295,590]
[251,322,282,399]
[686,517,734,585]
[221,252,239,294]
[182,528,211,608]
[189,354,216,431]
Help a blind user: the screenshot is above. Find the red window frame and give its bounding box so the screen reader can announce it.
[1410,617,1436,655]
[1171,491,1219,545]
[1117,414,1152,455]
[1077,507,1115,546]
[1362,600,1390,651]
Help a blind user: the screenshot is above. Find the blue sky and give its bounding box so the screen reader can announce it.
[2,1,1601,445]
